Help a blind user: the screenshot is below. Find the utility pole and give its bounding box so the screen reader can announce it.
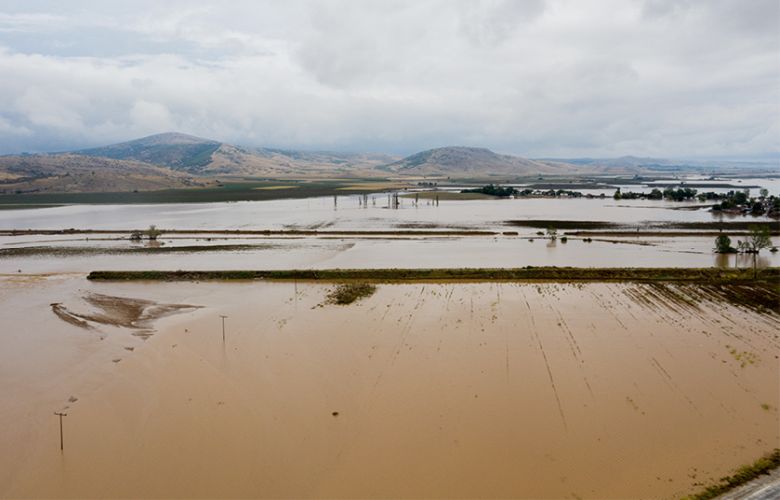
[54,412,67,451]
[220,315,228,343]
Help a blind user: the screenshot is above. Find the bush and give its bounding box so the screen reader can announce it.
[325,283,377,305]
[147,225,161,240]
[714,234,735,254]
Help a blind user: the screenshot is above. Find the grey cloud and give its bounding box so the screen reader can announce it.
[0,0,776,158]
[458,0,546,46]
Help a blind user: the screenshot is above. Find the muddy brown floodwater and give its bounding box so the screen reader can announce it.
[0,276,778,498]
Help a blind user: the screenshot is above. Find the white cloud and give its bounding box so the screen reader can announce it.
[0,0,776,158]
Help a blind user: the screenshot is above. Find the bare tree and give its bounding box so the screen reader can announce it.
[742,225,773,278]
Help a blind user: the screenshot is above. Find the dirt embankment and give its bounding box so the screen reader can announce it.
[86,267,780,283]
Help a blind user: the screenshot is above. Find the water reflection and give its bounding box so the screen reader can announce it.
[714,252,772,269]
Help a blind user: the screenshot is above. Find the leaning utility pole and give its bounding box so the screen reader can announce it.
[220,315,228,343]
[54,412,67,451]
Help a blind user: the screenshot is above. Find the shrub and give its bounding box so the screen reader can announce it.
[714,234,735,254]
[325,283,377,305]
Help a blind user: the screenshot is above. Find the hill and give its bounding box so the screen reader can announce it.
[202,144,395,177]
[553,156,780,173]
[77,133,222,171]
[76,133,396,177]
[386,147,576,177]
[0,154,213,194]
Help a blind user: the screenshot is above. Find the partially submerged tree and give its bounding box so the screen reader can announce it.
[740,225,773,278]
[746,225,772,253]
[714,234,735,254]
[546,227,558,241]
[146,225,161,241]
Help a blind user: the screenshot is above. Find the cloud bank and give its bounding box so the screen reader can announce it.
[0,0,777,158]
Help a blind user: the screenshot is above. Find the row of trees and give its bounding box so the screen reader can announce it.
[461,185,596,198]
[613,187,698,201]
[129,225,161,241]
[711,188,778,216]
[461,184,519,197]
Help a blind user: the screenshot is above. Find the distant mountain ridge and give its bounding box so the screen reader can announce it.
[387,146,577,176]
[3,132,775,195]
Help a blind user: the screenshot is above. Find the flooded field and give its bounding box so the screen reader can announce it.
[1,191,778,272]
[1,184,777,498]
[1,194,776,232]
[0,276,777,498]
[2,233,778,273]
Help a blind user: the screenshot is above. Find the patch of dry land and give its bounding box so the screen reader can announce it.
[0,275,778,498]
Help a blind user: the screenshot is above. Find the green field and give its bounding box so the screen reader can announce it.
[0,179,409,206]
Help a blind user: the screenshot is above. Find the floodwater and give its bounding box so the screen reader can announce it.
[1,194,776,232]
[1,183,778,498]
[1,234,778,273]
[2,191,779,271]
[1,277,777,498]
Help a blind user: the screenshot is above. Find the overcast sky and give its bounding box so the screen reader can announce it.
[0,0,777,158]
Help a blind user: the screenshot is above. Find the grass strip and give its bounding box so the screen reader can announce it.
[568,231,780,237]
[87,267,780,283]
[506,220,779,231]
[1,228,497,237]
[682,449,780,500]
[0,244,281,257]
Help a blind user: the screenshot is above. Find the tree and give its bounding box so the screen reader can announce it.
[746,225,772,252]
[546,227,558,241]
[714,234,734,254]
[743,225,773,278]
[759,188,769,199]
[147,224,161,241]
[751,201,765,215]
